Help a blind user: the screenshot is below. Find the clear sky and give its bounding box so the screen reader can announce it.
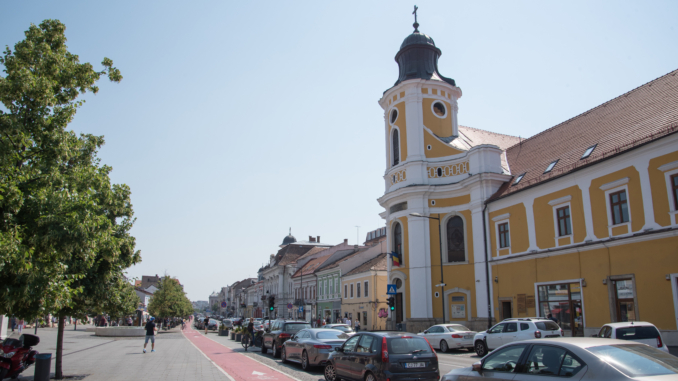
[2,0,677,301]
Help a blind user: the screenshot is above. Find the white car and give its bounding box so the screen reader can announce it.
[594,321,669,352]
[419,324,477,352]
[473,318,563,357]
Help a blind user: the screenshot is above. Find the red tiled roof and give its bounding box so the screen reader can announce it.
[292,254,332,278]
[344,253,388,276]
[491,68,678,199]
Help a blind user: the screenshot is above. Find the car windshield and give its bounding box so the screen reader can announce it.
[332,325,354,333]
[615,326,660,340]
[209,319,217,324]
[535,321,560,331]
[588,344,678,377]
[388,337,431,354]
[316,331,347,340]
[446,325,471,332]
[285,323,311,333]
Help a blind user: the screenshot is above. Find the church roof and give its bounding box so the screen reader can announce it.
[490,68,678,200]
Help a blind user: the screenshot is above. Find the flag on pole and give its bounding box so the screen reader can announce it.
[390,251,402,267]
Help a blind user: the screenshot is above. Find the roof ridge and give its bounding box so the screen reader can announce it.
[459,124,520,139]
[504,67,678,151]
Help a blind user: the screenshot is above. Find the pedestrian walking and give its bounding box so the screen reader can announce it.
[10,317,16,332]
[355,319,361,333]
[52,316,58,328]
[18,319,24,334]
[143,317,157,353]
[346,317,351,329]
[203,316,209,335]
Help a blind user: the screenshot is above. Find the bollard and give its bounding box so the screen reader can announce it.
[34,353,52,381]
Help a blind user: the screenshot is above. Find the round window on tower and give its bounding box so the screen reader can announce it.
[432,101,447,118]
[395,279,403,290]
[390,109,399,124]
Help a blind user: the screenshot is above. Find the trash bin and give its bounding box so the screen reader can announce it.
[34,353,52,381]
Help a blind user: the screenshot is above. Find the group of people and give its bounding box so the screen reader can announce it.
[315,315,361,332]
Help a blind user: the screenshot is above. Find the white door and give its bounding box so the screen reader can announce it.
[427,326,445,349]
[485,323,505,350]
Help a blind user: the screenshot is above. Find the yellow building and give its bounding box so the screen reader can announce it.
[379,19,678,343]
[340,253,389,331]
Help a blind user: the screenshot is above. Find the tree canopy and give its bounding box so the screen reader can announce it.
[148,276,193,319]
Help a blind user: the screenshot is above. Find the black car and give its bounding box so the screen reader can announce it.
[324,332,439,381]
[262,320,311,358]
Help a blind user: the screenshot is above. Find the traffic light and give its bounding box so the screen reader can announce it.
[387,296,395,311]
[268,296,275,311]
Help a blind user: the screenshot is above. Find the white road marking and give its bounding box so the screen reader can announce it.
[253,371,266,375]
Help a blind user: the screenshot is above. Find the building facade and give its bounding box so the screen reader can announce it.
[340,253,388,331]
[380,20,678,342]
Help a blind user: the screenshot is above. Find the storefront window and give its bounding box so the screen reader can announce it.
[537,282,583,337]
[615,279,635,322]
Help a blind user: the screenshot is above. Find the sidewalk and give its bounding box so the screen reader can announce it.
[183,325,298,381]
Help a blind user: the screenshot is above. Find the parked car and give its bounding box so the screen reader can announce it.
[231,317,243,326]
[221,319,234,329]
[262,320,312,358]
[593,321,669,352]
[323,324,356,337]
[208,319,219,331]
[282,328,348,371]
[419,324,476,352]
[473,318,563,357]
[442,337,678,381]
[324,332,439,381]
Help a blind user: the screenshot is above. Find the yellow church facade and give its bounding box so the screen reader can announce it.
[379,20,678,344]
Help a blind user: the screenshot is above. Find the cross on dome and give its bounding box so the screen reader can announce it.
[412,5,419,32]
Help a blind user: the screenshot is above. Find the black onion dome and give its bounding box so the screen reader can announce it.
[390,30,456,90]
[282,233,296,245]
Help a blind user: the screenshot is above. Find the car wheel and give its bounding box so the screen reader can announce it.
[324,364,340,381]
[273,343,280,358]
[301,350,310,371]
[261,343,268,354]
[440,340,449,353]
[281,346,288,363]
[475,340,487,357]
[364,371,376,381]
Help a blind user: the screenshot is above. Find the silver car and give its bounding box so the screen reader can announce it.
[282,328,348,371]
[442,337,678,381]
[322,324,356,337]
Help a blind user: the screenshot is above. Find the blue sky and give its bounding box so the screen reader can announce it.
[2,0,677,301]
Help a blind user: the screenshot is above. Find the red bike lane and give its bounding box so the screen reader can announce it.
[183,325,298,381]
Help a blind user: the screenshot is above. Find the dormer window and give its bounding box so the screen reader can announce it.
[581,144,597,159]
[513,173,526,185]
[544,160,559,173]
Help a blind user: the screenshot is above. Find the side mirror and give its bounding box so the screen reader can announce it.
[472,361,482,373]
[424,330,428,334]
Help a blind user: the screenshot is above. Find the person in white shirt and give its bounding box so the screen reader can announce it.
[346,317,351,329]
[355,319,361,332]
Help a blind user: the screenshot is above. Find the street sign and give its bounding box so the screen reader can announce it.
[298,306,304,312]
[387,284,397,295]
[220,301,227,308]
[287,303,293,309]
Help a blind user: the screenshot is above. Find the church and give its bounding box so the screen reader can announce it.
[380,13,678,344]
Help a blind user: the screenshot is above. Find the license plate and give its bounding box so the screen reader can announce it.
[404,362,426,368]
[464,335,473,339]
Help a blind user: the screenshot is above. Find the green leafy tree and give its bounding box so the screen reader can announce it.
[148,276,194,319]
[0,20,137,379]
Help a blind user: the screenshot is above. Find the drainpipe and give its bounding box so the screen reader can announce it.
[482,203,493,330]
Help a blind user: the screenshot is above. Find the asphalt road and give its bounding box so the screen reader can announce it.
[198,329,479,381]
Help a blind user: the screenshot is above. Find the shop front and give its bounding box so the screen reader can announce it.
[536,280,584,337]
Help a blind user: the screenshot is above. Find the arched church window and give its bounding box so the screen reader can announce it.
[392,129,400,166]
[393,222,403,259]
[390,109,398,124]
[446,216,465,262]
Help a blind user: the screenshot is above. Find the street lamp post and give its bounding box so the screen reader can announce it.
[410,213,446,325]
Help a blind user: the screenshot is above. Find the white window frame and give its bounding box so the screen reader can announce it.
[364,281,369,298]
[492,213,511,255]
[357,282,361,298]
[344,284,348,299]
[658,161,678,225]
[601,179,632,236]
[549,196,573,247]
[441,212,469,265]
[350,283,354,299]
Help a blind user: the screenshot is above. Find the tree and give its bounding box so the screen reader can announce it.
[148,276,193,319]
[0,20,137,379]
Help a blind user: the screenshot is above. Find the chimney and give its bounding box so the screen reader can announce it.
[344,239,348,244]
[309,236,316,242]
[317,236,320,243]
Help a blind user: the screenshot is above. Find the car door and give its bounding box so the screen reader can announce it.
[517,344,587,381]
[286,330,301,360]
[486,323,505,350]
[502,323,519,345]
[265,321,280,349]
[336,335,361,378]
[295,330,312,360]
[352,334,377,379]
[478,344,528,380]
[425,326,444,349]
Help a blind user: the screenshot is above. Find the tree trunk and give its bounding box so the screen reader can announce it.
[55,315,65,379]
